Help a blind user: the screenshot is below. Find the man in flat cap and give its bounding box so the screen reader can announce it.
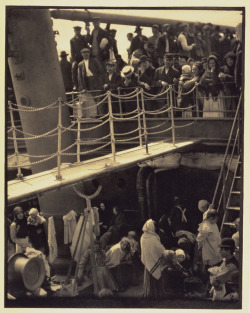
[78,47,104,92]
[70,26,90,90]
[146,24,160,51]
[87,17,112,67]
[128,26,148,59]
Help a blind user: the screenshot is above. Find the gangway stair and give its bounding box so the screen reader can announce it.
[220,155,241,237]
[8,138,201,205]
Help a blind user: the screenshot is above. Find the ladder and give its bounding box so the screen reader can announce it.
[212,93,242,237]
[220,155,241,237]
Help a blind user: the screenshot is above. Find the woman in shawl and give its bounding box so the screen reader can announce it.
[140,219,166,299]
[10,206,30,253]
[200,54,226,117]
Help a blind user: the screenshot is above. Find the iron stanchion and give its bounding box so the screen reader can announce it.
[140,90,149,154]
[8,101,23,179]
[107,91,116,163]
[170,86,176,147]
[56,97,62,180]
[117,87,123,118]
[136,89,143,147]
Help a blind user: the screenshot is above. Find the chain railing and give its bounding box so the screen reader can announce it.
[8,83,239,180]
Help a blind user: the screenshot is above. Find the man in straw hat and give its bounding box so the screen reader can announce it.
[70,26,90,90]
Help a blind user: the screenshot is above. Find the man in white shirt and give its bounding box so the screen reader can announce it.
[177,23,196,58]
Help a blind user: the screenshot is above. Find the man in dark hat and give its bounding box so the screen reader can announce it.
[153,52,180,89]
[128,26,148,57]
[210,25,222,58]
[87,17,112,67]
[138,55,155,91]
[209,238,239,300]
[156,24,179,66]
[109,29,119,58]
[177,23,196,59]
[70,26,90,90]
[59,51,73,93]
[103,60,123,91]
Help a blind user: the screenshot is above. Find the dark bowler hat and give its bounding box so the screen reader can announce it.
[219,238,236,249]
[80,47,91,53]
[164,52,174,59]
[134,25,143,33]
[152,24,159,29]
[139,55,151,64]
[106,60,116,66]
[8,253,45,292]
[60,51,68,58]
[73,26,82,30]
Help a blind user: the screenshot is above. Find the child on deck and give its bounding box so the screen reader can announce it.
[196,209,222,270]
[177,65,194,118]
[27,208,46,226]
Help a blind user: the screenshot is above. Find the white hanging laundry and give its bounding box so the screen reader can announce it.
[48,216,58,264]
[63,210,77,244]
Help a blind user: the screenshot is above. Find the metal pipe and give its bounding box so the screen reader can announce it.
[50,9,235,31]
[76,116,81,163]
[117,87,123,118]
[8,101,23,180]
[140,90,148,154]
[56,97,62,180]
[170,86,176,147]
[107,91,116,163]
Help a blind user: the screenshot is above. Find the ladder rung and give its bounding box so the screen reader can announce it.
[231,191,241,194]
[235,176,241,179]
[226,206,240,211]
[223,222,235,227]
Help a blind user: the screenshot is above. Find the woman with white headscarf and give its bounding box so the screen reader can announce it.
[140,219,166,298]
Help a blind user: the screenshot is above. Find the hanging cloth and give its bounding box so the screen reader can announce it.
[48,216,58,264]
[63,210,77,244]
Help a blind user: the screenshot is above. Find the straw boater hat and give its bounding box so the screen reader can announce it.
[8,253,45,292]
[121,65,134,78]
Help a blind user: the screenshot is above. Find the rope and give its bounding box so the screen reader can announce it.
[96,112,110,120]
[113,108,138,116]
[114,127,140,136]
[9,100,62,112]
[110,89,140,100]
[147,126,173,136]
[7,128,13,133]
[65,94,109,110]
[78,133,111,144]
[144,106,172,115]
[143,86,171,98]
[144,105,168,114]
[66,118,109,132]
[146,120,168,130]
[8,152,57,168]
[114,88,139,97]
[171,84,197,96]
[60,142,77,153]
[8,127,58,140]
[115,134,141,142]
[173,104,196,110]
[174,120,197,128]
[8,153,16,159]
[112,112,143,120]
[61,141,111,156]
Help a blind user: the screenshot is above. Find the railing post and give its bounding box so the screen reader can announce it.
[136,88,143,147]
[76,116,81,163]
[8,101,23,180]
[170,86,176,146]
[195,84,199,117]
[140,89,149,154]
[56,97,62,180]
[107,91,116,163]
[117,87,123,118]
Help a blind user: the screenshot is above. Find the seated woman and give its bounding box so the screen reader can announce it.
[200,54,226,118]
[100,205,126,250]
[105,237,135,291]
[10,206,30,253]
